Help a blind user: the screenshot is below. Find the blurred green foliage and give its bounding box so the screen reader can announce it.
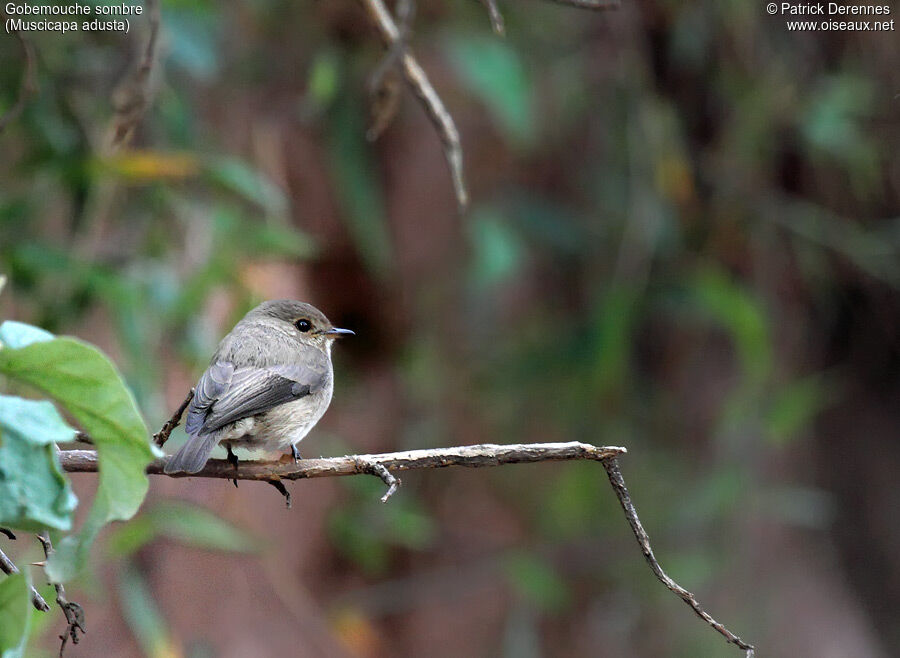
[0,572,31,658]
[1,0,898,655]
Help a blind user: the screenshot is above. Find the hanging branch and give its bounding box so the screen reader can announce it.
[360,0,469,209]
[108,0,161,148]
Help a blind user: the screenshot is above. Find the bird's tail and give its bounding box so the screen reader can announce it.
[164,433,219,474]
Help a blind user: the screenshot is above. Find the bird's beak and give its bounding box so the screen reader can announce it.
[320,327,355,339]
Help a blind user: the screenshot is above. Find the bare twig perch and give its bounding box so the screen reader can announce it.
[57,441,755,655]
[60,442,624,481]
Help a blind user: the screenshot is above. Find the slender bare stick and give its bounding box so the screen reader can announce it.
[109,0,161,147]
[153,388,195,447]
[36,533,85,657]
[359,0,469,209]
[0,17,37,134]
[0,546,50,612]
[59,442,625,481]
[601,457,756,657]
[479,0,506,36]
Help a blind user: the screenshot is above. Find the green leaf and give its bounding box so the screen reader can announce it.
[205,157,288,218]
[445,36,535,149]
[0,321,54,350]
[0,573,32,658]
[0,395,78,531]
[0,323,160,581]
[107,501,259,557]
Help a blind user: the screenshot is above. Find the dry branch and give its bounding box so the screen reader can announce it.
[60,442,625,480]
[108,0,161,148]
[56,440,754,655]
[359,0,468,209]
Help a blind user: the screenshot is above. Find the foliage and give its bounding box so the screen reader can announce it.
[0,395,78,532]
[0,322,159,582]
[0,573,31,658]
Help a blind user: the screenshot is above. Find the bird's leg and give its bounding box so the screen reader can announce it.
[267,480,292,508]
[291,443,302,462]
[226,444,239,488]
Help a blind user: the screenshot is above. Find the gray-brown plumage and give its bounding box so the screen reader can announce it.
[164,300,353,474]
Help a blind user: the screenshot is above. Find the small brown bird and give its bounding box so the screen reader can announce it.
[164,300,353,474]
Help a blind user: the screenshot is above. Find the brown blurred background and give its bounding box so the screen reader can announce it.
[1,0,899,656]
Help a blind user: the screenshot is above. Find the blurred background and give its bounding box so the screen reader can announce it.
[1,0,899,656]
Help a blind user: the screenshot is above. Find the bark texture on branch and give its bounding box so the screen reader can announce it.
[59,442,626,480]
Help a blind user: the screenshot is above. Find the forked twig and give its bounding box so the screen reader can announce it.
[37,533,85,657]
[360,0,468,209]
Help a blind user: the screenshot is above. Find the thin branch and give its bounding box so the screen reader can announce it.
[366,0,414,141]
[57,441,755,653]
[479,0,506,35]
[601,457,756,657]
[359,0,469,209]
[0,17,37,134]
[109,0,161,148]
[0,546,50,612]
[59,442,625,480]
[153,388,194,447]
[37,533,85,657]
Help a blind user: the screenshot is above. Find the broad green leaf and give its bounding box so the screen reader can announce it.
[107,501,259,557]
[0,322,53,350]
[446,36,535,149]
[0,323,160,581]
[0,395,78,531]
[0,573,32,658]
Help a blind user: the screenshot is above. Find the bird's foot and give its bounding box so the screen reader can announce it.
[291,444,302,463]
[226,445,239,488]
[268,479,292,508]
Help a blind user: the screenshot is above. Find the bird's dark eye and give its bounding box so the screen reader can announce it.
[295,319,312,332]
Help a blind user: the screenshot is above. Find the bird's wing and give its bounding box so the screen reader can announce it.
[185,356,329,437]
